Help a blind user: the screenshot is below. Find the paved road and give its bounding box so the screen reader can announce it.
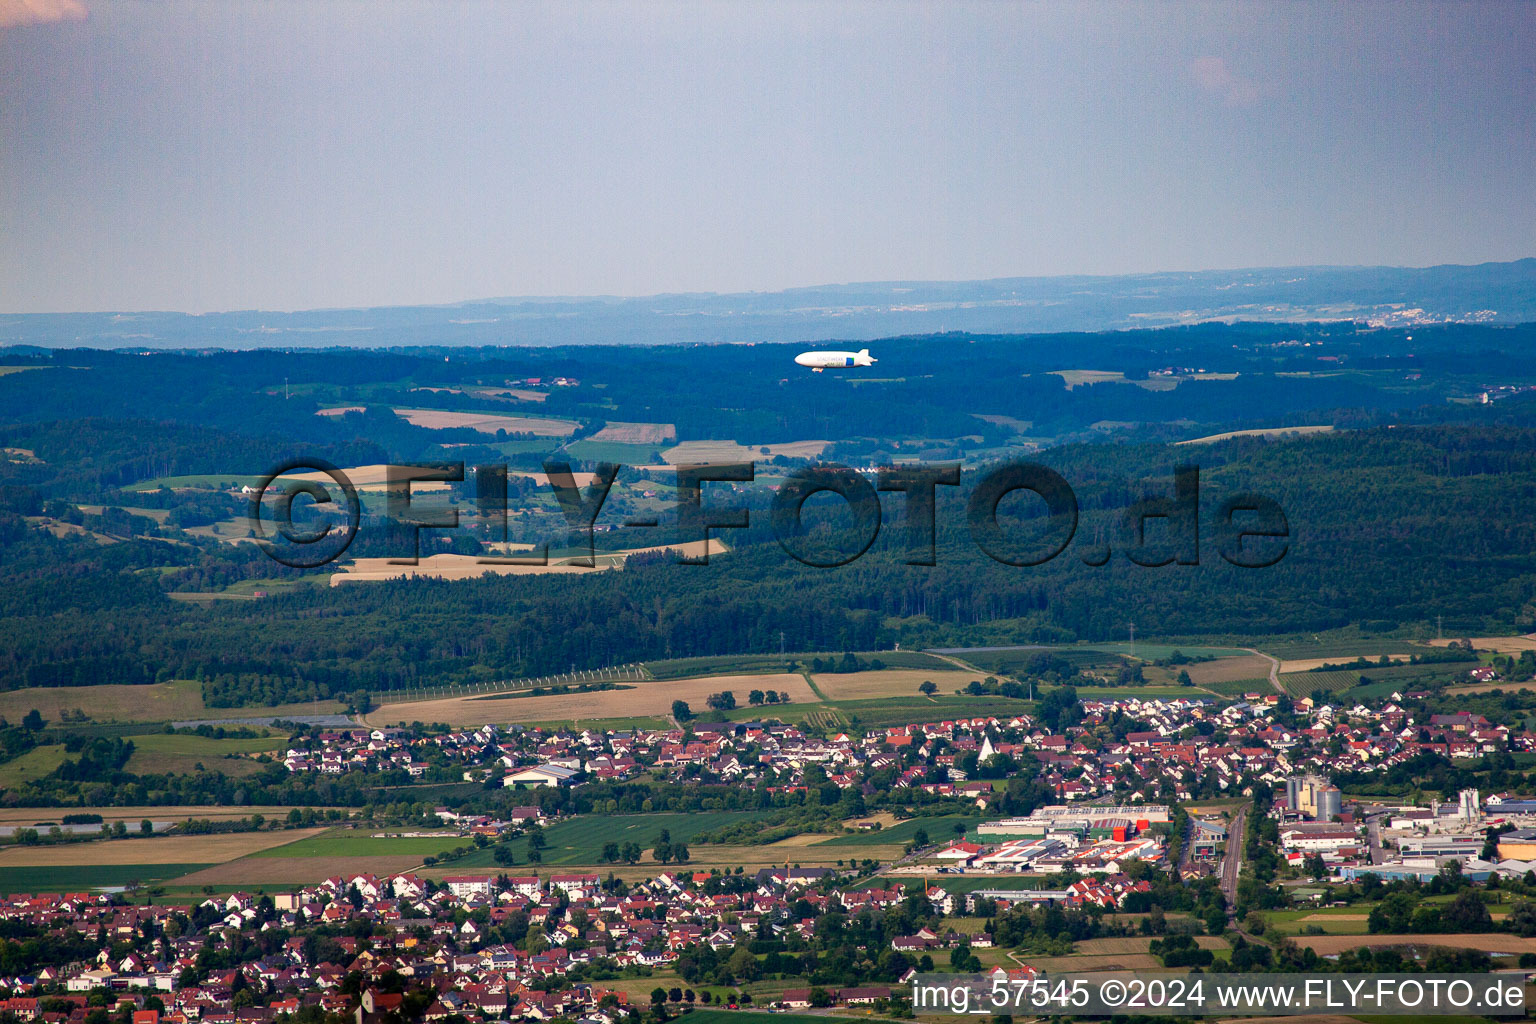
[1221,806,1247,919]
[1245,648,1283,694]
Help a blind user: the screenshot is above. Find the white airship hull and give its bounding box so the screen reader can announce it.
[794,348,876,371]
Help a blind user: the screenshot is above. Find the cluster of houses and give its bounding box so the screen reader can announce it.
[280,693,1516,808]
[0,865,998,1022]
[0,852,1165,1024]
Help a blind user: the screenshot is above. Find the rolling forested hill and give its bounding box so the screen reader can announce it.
[2,320,1536,706]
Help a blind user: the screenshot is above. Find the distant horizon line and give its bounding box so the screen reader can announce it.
[4,255,1533,319]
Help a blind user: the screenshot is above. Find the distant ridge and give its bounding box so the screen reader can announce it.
[3,258,1534,350]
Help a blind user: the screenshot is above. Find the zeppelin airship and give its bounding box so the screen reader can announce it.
[794,348,877,372]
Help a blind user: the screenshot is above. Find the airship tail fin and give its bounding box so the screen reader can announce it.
[856,348,876,365]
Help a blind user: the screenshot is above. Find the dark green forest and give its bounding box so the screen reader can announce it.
[3,321,1536,706]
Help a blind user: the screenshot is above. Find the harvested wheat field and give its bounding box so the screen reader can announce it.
[765,832,840,848]
[0,679,343,725]
[1457,680,1536,695]
[589,422,677,444]
[0,805,331,826]
[331,538,727,585]
[1300,913,1370,922]
[844,812,900,828]
[1176,424,1333,445]
[289,464,452,491]
[393,408,579,436]
[660,439,829,464]
[173,855,426,886]
[315,406,365,417]
[333,554,617,584]
[0,828,328,867]
[1296,932,1536,955]
[1431,634,1536,653]
[812,669,977,700]
[1183,655,1273,684]
[367,672,814,727]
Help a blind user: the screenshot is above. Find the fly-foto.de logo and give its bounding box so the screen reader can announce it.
[249,459,1289,571]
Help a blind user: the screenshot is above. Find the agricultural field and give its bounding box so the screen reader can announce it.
[366,672,813,727]
[0,864,213,894]
[1175,424,1334,445]
[0,805,343,827]
[0,679,342,724]
[811,669,978,701]
[522,716,672,732]
[332,553,624,584]
[1430,634,1536,653]
[1086,643,1255,660]
[1280,662,1469,698]
[1074,935,1229,955]
[454,812,760,867]
[76,504,171,523]
[124,731,289,777]
[1255,638,1430,660]
[1026,935,1228,974]
[393,408,580,436]
[1294,933,1536,955]
[1200,678,1273,697]
[945,644,1251,676]
[252,828,473,859]
[287,464,453,491]
[645,655,811,680]
[464,386,546,404]
[646,650,951,681]
[807,694,1036,731]
[0,828,328,868]
[331,538,728,584]
[683,1012,846,1024]
[564,440,665,464]
[1260,908,1372,936]
[1048,369,1130,389]
[659,440,829,464]
[125,474,269,491]
[820,815,979,847]
[1279,655,1414,674]
[0,744,67,788]
[1181,654,1273,684]
[587,421,677,444]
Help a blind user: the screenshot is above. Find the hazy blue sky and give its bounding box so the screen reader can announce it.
[2,1,1533,313]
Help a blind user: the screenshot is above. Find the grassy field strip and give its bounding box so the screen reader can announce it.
[124,731,288,777]
[0,744,67,788]
[0,864,214,893]
[819,815,979,847]
[253,828,474,859]
[0,678,343,725]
